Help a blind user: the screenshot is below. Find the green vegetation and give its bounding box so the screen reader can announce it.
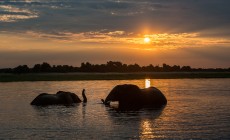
[0,72,230,82]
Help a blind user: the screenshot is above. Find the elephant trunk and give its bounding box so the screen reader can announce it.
[82,89,87,103]
[101,98,110,105]
[104,96,109,104]
[103,92,115,105]
[104,98,110,105]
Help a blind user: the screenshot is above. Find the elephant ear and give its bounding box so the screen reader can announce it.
[56,91,74,104]
[30,93,49,105]
[104,84,142,107]
[121,84,141,95]
[140,87,167,107]
[104,86,119,102]
[118,85,141,100]
[70,93,82,103]
[114,84,141,99]
[115,84,142,110]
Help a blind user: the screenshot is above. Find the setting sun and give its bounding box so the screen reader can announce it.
[144,37,151,43]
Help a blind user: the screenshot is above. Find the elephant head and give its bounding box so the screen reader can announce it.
[102,84,167,110]
[31,89,87,106]
[102,84,141,105]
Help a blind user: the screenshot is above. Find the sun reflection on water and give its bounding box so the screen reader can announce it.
[145,79,151,88]
[140,119,154,139]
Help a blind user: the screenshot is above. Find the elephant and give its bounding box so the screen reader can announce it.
[31,89,87,106]
[101,84,167,110]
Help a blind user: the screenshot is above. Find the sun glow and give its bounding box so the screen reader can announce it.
[144,37,150,43]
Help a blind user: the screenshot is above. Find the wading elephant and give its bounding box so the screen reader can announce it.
[31,89,87,106]
[102,84,167,110]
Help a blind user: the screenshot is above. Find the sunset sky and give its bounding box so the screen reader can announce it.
[0,0,230,68]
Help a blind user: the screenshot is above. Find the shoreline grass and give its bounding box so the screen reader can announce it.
[0,72,230,82]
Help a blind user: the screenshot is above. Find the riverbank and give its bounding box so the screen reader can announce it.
[0,72,230,82]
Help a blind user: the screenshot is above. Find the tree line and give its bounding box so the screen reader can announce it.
[0,61,229,74]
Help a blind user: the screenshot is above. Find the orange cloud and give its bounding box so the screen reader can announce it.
[1,30,230,52]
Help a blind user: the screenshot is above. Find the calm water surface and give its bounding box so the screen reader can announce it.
[0,79,230,139]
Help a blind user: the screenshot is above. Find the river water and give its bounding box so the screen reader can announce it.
[0,79,230,139]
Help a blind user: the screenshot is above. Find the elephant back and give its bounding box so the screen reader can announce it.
[70,93,82,103]
[56,91,78,105]
[141,87,167,107]
[31,93,59,105]
[114,84,142,108]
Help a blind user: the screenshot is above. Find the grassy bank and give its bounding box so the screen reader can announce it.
[0,72,230,82]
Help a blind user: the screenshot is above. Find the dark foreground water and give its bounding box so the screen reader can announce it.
[0,79,230,139]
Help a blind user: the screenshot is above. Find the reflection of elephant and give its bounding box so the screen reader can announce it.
[102,84,167,110]
[31,89,87,106]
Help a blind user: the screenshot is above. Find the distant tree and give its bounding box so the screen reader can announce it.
[0,68,13,73]
[172,65,180,71]
[80,62,93,72]
[127,63,141,72]
[163,63,171,72]
[32,64,41,72]
[40,62,51,72]
[32,62,52,72]
[181,66,192,71]
[1,61,229,73]
[106,61,123,72]
[154,65,162,72]
[146,64,155,72]
[121,64,128,72]
[13,65,30,73]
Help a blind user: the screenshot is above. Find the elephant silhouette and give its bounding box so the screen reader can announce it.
[102,84,167,110]
[31,89,87,106]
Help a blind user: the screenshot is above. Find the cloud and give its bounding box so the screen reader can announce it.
[1,0,230,36]
[1,29,228,53]
[21,30,230,50]
[0,5,38,22]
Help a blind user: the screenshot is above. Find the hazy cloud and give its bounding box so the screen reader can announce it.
[0,46,229,68]
[1,0,229,35]
[0,5,38,22]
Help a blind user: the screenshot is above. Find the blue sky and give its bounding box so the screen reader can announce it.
[0,0,230,68]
